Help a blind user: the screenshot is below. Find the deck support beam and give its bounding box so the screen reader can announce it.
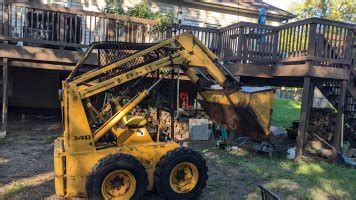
[304,80,315,147]
[333,80,347,153]
[295,77,314,162]
[0,58,8,139]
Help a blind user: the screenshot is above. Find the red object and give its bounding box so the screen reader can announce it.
[180,92,189,109]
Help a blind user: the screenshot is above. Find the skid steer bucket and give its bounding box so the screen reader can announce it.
[198,87,275,140]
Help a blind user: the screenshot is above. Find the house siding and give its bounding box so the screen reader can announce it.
[121,0,283,26]
[70,0,284,27]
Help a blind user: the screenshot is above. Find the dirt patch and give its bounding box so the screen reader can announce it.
[0,113,61,200]
[0,112,257,200]
[1,111,354,200]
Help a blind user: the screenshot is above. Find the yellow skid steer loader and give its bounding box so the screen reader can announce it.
[54,31,274,199]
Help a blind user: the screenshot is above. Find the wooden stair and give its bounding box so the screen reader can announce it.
[317,79,356,130]
[315,30,356,129]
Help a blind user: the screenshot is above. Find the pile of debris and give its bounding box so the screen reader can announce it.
[287,108,330,159]
[287,108,356,158]
[287,108,336,142]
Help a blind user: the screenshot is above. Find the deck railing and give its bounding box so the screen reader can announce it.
[218,18,355,68]
[173,25,220,53]
[0,2,354,69]
[0,1,169,48]
[219,22,277,64]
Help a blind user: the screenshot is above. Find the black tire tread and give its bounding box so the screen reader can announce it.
[86,153,148,200]
[154,147,208,199]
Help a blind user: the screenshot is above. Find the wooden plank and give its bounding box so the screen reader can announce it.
[303,24,309,55]
[59,12,65,43]
[272,64,310,77]
[273,64,349,79]
[320,24,326,57]
[307,23,317,57]
[225,63,272,78]
[219,21,275,33]
[309,17,356,31]
[3,3,8,36]
[226,63,349,80]
[328,25,335,59]
[10,61,75,71]
[237,27,244,61]
[324,25,330,60]
[333,80,347,152]
[0,44,98,64]
[337,28,345,60]
[291,26,297,57]
[308,65,350,79]
[0,5,3,34]
[281,29,287,58]
[295,77,312,162]
[0,35,88,48]
[344,29,353,61]
[179,25,219,33]
[1,58,8,137]
[277,17,355,30]
[278,55,351,65]
[315,25,323,57]
[223,53,350,65]
[304,74,314,146]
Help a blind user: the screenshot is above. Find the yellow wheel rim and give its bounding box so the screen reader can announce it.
[101,170,136,199]
[169,162,199,193]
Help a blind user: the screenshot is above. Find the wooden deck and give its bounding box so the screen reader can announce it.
[0,2,355,158]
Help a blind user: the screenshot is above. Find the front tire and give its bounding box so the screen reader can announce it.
[154,148,208,200]
[86,154,148,200]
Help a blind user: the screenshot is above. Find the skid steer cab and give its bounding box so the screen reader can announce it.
[54,31,249,199]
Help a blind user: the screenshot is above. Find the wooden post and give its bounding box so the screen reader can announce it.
[304,80,314,145]
[0,58,8,139]
[237,26,244,62]
[216,31,223,58]
[333,80,347,152]
[295,77,313,162]
[344,29,353,61]
[3,3,9,36]
[59,13,66,43]
[272,30,279,60]
[307,23,317,57]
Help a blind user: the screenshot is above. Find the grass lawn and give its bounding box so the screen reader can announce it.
[205,97,355,199]
[271,97,301,128]
[193,142,356,199]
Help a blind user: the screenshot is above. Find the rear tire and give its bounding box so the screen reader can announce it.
[154,148,208,200]
[86,153,148,200]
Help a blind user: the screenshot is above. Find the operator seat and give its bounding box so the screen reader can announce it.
[123,115,147,128]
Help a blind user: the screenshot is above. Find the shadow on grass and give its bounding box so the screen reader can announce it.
[1,178,54,200]
[199,145,355,199]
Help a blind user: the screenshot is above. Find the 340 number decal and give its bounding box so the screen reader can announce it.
[73,135,91,141]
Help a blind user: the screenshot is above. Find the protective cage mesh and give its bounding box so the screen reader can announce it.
[94,41,180,112]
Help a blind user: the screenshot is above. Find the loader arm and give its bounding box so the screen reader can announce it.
[68,32,238,99]
[64,32,241,144]
[62,31,274,151]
